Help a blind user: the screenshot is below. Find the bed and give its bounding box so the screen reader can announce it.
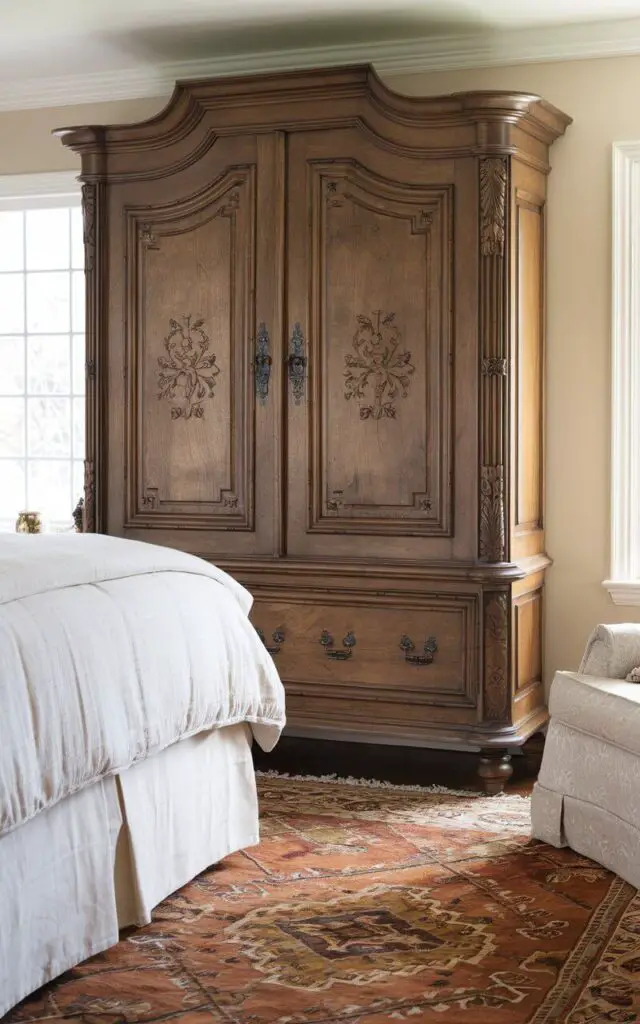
[0,533,286,1016]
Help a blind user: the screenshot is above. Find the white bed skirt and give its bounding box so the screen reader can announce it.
[0,724,259,1017]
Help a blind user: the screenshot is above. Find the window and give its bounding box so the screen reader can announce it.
[0,172,84,533]
[604,142,640,604]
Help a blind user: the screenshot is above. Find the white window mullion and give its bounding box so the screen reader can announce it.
[22,209,28,514]
[604,142,640,604]
[631,159,640,578]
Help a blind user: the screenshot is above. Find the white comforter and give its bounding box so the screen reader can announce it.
[0,534,285,838]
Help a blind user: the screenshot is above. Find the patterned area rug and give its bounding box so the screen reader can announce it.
[8,773,640,1023]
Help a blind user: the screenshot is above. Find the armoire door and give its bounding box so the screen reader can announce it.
[285,129,478,562]
[105,133,285,558]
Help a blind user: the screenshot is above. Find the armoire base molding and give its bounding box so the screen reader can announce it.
[252,732,544,794]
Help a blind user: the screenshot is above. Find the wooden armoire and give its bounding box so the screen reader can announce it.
[58,66,571,792]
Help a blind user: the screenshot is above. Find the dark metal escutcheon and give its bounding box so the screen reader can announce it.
[287,323,307,404]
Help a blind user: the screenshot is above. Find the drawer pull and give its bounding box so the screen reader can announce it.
[399,635,438,665]
[319,629,356,660]
[256,627,285,655]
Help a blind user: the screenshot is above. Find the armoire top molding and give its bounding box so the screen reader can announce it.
[3,16,640,113]
[55,64,572,173]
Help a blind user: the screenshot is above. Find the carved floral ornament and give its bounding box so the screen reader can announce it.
[83,460,95,533]
[344,311,415,420]
[482,357,507,377]
[156,314,220,420]
[480,465,505,563]
[81,183,96,272]
[140,486,238,513]
[480,158,508,258]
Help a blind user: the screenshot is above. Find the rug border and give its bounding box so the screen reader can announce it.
[255,769,528,800]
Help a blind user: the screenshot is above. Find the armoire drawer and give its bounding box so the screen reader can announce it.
[251,596,478,706]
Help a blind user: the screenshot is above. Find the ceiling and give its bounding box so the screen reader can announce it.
[3,0,640,110]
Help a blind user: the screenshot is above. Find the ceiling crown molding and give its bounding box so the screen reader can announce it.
[3,15,640,112]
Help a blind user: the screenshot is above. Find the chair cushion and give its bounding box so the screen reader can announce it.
[549,671,640,757]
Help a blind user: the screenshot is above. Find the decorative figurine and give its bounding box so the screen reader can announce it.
[16,511,42,534]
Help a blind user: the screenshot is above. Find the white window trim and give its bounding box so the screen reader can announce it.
[604,142,640,605]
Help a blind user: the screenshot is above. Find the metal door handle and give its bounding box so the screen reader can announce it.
[287,323,306,404]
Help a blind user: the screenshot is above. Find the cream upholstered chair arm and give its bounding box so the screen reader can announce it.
[578,623,640,679]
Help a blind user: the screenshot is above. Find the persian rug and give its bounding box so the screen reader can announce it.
[8,773,640,1024]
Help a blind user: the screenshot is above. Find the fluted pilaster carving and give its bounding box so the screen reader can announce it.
[478,157,509,563]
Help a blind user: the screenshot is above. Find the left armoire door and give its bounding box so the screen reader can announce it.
[101,133,285,557]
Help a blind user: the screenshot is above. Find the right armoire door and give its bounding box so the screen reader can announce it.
[284,126,480,562]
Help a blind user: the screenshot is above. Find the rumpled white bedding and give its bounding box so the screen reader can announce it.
[0,534,285,838]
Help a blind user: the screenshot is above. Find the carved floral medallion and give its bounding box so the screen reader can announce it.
[344,311,415,420]
[156,314,220,420]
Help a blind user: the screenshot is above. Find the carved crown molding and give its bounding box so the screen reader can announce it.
[1,17,634,113]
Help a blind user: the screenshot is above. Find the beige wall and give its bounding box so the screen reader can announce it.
[0,98,162,175]
[3,55,639,687]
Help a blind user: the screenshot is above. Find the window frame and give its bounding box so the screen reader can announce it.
[604,142,640,605]
[0,169,83,532]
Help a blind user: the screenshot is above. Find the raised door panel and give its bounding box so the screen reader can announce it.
[512,581,546,731]
[514,588,542,696]
[132,176,250,527]
[515,196,544,540]
[285,131,473,561]
[106,135,284,556]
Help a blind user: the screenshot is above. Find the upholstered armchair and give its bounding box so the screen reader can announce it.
[531,623,640,888]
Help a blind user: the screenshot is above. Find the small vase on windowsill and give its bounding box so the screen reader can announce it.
[15,511,42,534]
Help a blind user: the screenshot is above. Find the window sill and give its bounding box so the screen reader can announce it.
[603,580,640,606]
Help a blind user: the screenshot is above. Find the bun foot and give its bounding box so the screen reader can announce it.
[477,747,513,795]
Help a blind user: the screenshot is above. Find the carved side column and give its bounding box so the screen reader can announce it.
[483,591,509,721]
[479,157,509,563]
[478,590,513,793]
[478,159,513,767]
[81,180,106,533]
